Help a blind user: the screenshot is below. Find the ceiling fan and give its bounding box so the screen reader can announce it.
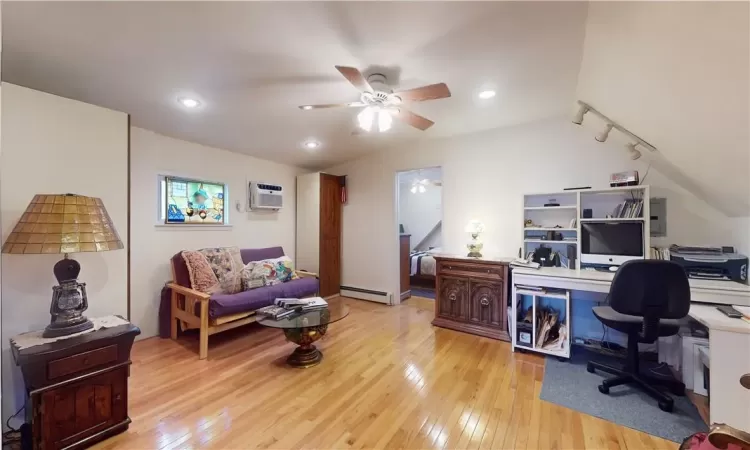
[299,66,451,132]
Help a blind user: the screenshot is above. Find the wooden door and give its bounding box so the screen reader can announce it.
[469,280,505,329]
[318,174,342,297]
[37,368,127,449]
[400,235,411,297]
[438,277,468,321]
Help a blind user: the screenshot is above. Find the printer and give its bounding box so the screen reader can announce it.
[670,246,748,283]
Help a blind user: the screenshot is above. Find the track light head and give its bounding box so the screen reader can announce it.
[595,123,615,142]
[626,143,642,160]
[572,104,589,125]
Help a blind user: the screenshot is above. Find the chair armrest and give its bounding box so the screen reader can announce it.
[296,270,319,279]
[166,283,210,301]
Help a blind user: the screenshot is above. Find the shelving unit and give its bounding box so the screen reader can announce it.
[511,286,571,359]
[523,185,650,269]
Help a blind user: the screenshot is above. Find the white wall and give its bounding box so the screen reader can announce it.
[129,128,302,339]
[398,179,442,251]
[326,118,746,301]
[576,1,750,217]
[0,83,128,423]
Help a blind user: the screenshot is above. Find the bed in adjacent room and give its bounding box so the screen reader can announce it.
[410,249,439,289]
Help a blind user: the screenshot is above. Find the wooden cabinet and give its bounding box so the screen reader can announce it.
[432,256,510,341]
[11,321,140,450]
[400,234,411,300]
[296,172,343,297]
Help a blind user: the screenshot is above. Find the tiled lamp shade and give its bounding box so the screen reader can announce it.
[2,194,123,255]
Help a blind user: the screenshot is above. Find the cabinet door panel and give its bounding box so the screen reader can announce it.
[469,280,504,328]
[438,277,468,321]
[39,368,127,449]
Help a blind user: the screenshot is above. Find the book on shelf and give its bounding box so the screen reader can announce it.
[612,199,644,218]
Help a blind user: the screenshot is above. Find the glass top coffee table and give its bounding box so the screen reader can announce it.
[258,299,349,368]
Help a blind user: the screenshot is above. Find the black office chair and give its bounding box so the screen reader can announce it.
[587,259,690,412]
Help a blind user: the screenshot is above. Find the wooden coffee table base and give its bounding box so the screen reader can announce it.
[283,324,328,368]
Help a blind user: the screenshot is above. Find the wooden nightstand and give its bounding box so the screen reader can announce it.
[10,319,140,450]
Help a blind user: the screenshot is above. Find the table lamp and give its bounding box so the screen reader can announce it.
[2,194,123,337]
[465,219,485,258]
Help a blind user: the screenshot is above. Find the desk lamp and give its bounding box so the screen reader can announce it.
[2,194,123,337]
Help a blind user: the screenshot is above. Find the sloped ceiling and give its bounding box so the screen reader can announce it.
[576,1,750,217]
[1,1,586,169]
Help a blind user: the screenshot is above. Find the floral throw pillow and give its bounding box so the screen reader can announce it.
[181,251,221,294]
[241,256,298,291]
[198,247,244,294]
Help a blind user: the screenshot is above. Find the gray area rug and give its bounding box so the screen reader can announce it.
[411,288,435,299]
[540,347,707,443]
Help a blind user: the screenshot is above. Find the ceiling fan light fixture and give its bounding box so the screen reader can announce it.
[357,106,376,132]
[378,109,393,132]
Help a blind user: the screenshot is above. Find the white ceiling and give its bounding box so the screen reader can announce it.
[1,1,587,169]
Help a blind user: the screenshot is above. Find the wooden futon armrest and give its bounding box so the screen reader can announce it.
[296,270,319,279]
[166,283,210,301]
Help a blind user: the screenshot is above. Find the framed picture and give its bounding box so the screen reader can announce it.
[164,177,226,224]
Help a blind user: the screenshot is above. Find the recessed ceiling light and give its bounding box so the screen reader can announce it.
[303,140,320,149]
[179,97,200,108]
[478,90,496,100]
[301,105,314,110]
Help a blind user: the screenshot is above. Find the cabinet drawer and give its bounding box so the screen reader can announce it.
[438,261,506,281]
[48,345,118,380]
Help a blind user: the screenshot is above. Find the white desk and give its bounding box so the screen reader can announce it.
[513,267,750,306]
[512,267,750,432]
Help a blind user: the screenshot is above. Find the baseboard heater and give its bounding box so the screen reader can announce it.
[340,286,393,305]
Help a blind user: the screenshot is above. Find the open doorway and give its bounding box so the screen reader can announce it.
[397,167,442,301]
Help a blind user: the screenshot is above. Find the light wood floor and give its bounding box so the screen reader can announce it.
[95,296,676,450]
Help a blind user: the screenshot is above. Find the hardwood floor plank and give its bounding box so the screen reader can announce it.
[92,296,688,450]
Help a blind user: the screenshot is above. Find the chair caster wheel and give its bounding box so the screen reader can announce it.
[587,363,595,374]
[598,385,609,394]
[658,400,674,412]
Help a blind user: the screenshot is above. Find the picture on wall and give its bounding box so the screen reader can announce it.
[165,177,226,224]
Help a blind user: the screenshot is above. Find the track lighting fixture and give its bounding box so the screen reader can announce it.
[572,104,589,125]
[626,143,642,160]
[574,101,658,160]
[595,123,614,142]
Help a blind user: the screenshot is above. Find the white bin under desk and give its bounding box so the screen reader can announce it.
[512,286,571,359]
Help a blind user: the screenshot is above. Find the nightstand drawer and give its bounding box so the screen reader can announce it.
[48,345,118,379]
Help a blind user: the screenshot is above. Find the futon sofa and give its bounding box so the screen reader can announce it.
[167,246,318,359]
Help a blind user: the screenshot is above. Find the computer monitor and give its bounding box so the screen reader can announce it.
[581,222,644,266]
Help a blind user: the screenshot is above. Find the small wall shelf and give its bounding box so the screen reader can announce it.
[524,227,577,231]
[524,239,577,244]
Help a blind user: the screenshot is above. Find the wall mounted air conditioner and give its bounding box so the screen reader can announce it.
[249,182,283,210]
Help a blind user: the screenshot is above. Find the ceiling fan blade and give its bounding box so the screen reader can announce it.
[395,108,435,131]
[393,83,451,102]
[299,102,366,110]
[335,65,372,93]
